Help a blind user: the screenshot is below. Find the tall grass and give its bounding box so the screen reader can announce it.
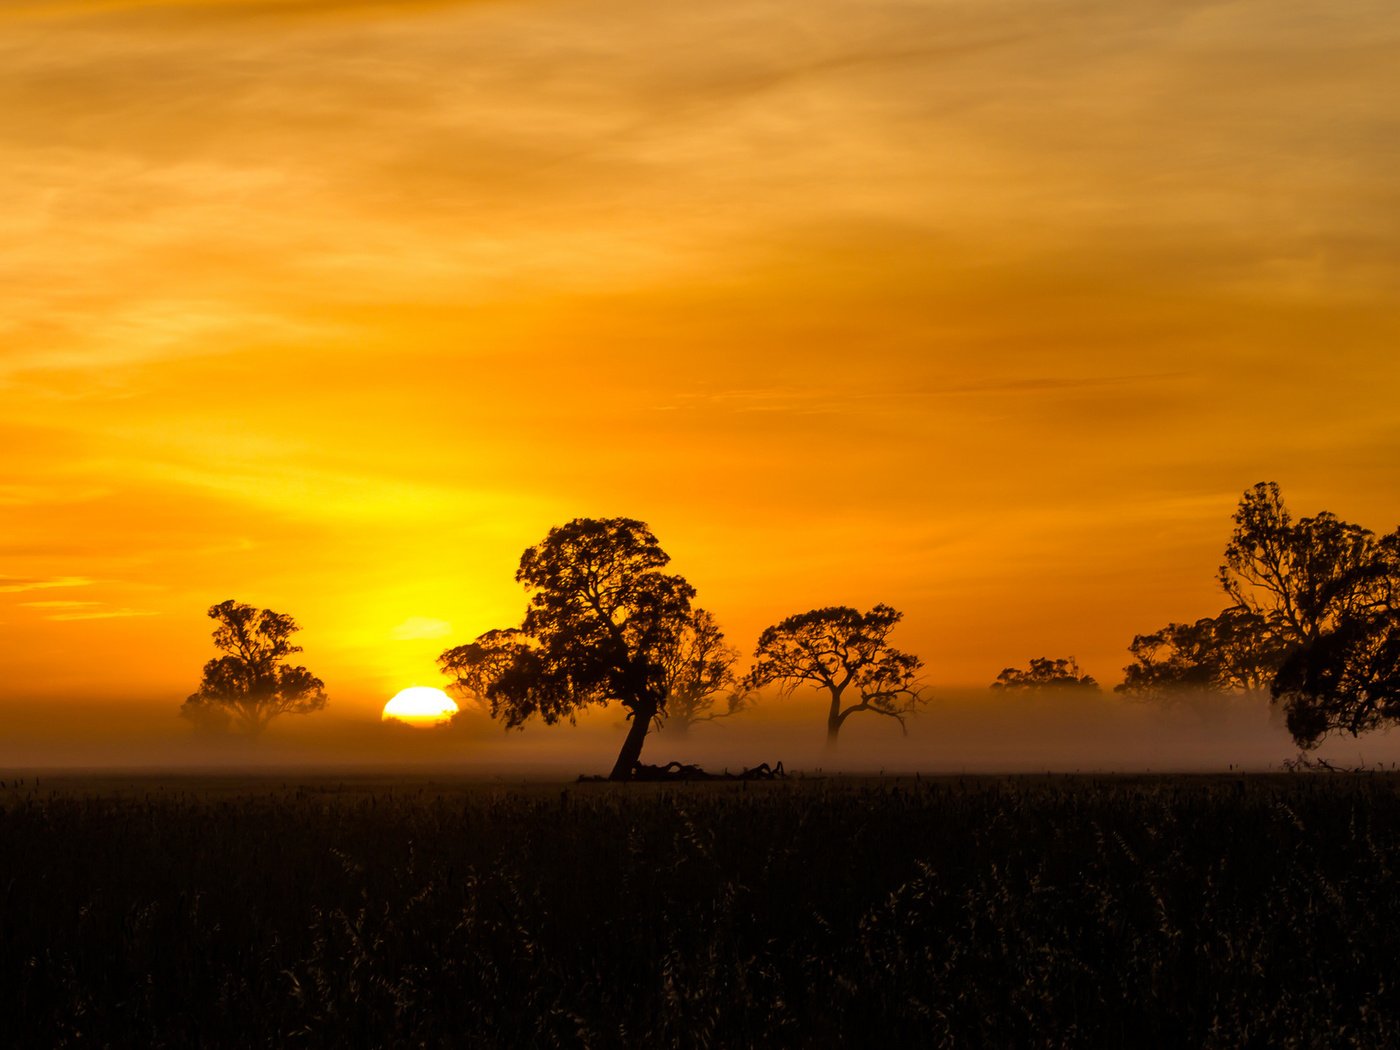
[4,775,1399,1047]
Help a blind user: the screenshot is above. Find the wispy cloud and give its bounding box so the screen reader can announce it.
[0,576,94,594]
[1,0,482,24]
[937,374,1188,397]
[45,608,158,622]
[390,617,453,641]
[0,297,333,381]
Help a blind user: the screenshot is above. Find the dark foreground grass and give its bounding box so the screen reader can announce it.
[4,772,1400,1048]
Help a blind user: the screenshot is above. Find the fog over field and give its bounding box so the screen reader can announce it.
[6,687,1399,775]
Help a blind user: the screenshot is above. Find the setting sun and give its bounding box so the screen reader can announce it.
[381,687,457,727]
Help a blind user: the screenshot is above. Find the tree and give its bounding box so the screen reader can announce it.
[1272,530,1400,748]
[1220,482,1388,646]
[991,657,1098,691]
[746,604,922,747]
[439,628,535,715]
[1116,607,1286,697]
[182,599,327,737]
[1272,609,1400,748]
[1214,482,1400,748]
[657,608,749,736]
[1121,482,1400,747]
[438,518,696,781]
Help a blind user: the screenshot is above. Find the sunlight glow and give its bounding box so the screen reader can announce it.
[382,686,458,727]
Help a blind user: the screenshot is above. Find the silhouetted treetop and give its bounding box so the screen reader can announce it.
[182,599,326,737]
[1116,608,1286,697]
[746,603,922,745]
[1220,481,1390,645]
[991,657,1098,691]
[439,517,697,780]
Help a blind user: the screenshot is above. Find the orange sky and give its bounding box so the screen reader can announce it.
[2,0,1399,739]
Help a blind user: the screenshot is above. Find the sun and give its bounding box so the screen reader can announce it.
[382,686,458,727]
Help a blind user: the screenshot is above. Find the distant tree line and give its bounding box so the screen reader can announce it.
[991,657,1098,692]
[181,481,1399,766]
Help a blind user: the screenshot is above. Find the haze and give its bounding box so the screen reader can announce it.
[2,0,1398,768]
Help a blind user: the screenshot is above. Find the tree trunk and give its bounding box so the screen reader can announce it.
[609,698,657,781]
[826,688,843,751]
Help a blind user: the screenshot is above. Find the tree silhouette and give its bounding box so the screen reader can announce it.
[1121,482,1400,746]
[746,604,922,747]
[657,608,749,736]
[991,657,1098,691]
[1116,608,1286,697]
[182,599,326,737]
[1220,481,1388,646]
[1272,530,1400,748]
[439,518,696,780]
[439,628,535,716]
[1272,612,1400,748]
[1216,482,1400,747]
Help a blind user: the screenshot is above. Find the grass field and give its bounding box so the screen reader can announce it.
[4,772,1399,1047]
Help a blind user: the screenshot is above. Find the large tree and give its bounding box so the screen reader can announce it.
[656,608,748,736]
[182,599,327,737]
[439,518,696,780]
[1271,530,1400,748]
[746,604,922,746]
[1121,483,1400,747]
[1220,481,1388,646]
[1218,483,1400,748]
[991,657,1098,691]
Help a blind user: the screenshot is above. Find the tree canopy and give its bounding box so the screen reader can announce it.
[439,628,539,721]
[1271,530,1400,748]
[182,599,327,737]
[439,517,697,780]
[656,608,749,735]
[1220,481,1389,646]
[991,657,1098,691]
[1273,609,1400,748]
[1117,608,1285,697]
[746,604,922,745]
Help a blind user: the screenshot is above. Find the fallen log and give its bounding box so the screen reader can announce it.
[577,760,789,783]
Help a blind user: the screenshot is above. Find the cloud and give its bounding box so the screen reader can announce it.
[0,297,333,381]
[0,576,95,594]
[1,0,484,24]
[938,374,1189,397]
[390,617,453,641]
[45,608,159,622]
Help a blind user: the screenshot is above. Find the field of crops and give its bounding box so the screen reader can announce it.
[4,773,1399,1047]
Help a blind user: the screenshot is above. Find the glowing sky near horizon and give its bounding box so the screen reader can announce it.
[2,0,1399,727]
